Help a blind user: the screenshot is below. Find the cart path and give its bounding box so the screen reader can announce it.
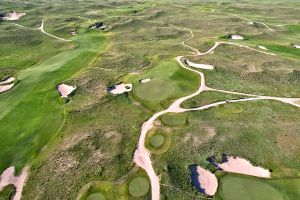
[133,23,299,200]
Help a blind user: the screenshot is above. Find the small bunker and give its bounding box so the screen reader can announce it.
[57,84,76,98]
[89,22,107,30]
[0,76,15,93]
[0,11,26,21]
[107,82,132,95]
[229,34,244,40]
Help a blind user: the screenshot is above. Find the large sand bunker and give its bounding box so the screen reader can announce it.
[0,11,26,21]
[292,44,300,49]
[0,77,15,93]
[57,84,76,98]
[217,156,271,178]
[186,60,214,70]
[190,166,218,196]
[108,83,132,95]
[0,166,29,200]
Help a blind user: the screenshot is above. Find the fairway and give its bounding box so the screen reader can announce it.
[0,28,107,172]
[161,113,187,126]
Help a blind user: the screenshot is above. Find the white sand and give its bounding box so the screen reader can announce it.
[0,166,29,200]
[0,77,15,85]
[186,60,214,70]
[293,44,300,49]
[0,83,14,93]
[140,78,151,83]
[258,45,268,50]
[230,35,244,40]
[191,166,218,196]
[217,156,271,178]
[1,12,26,21]
[57,84,76,98]
[109,83,132,95]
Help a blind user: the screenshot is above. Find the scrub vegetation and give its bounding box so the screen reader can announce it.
[0,0,299,200]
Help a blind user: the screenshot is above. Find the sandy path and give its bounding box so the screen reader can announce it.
[38,20,71,42]
[133,22,300,200]
[228,13,274,31]
[0,166,29,200]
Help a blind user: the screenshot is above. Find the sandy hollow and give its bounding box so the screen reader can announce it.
[57,84,76,98]
[186,60,214,70]
[190,166,218,196]
[0,166,29,200]
[217,156,271,178]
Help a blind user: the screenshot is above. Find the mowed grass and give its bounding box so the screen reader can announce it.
[128,177,150,197]
[129,59,200,111]
[0,28,107,172]
[216,174,300,200]
[160,113,187,126]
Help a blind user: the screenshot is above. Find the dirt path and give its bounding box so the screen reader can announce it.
[228,13,274,31]
[38,20,71,42]
[133,22,299,200]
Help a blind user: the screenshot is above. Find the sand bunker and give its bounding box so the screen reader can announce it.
[186,60,214,70]
[0,166,29,200]
[140,78,151,83]
[258,45,268,50]
[190,166,218,196]
[108,83,132,95]
[292,44,300,49]
[217,156,271,178]
[230,34,244,40]
[0,77,15,93]
[0,11,26,21]
[57,84,76,98]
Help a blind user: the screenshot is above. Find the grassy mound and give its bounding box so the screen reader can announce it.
[216,174,300,200]
[145,129,171,155]
[134,79,174,102]
[0,185,16,200]
[161,113,187,126]
[150,134,165,148]
[128,177,150,197]
[86,193,105,200]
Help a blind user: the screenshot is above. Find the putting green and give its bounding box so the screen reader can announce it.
[161,113,187,126]
[86,193,105,200]
[128,177,150,197]
[134,79,174,102]
[217,175,283,200]
[150,134,165,148]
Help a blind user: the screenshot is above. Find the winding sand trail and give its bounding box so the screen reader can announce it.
[133,22,300,200]
[229,13,274,31]
[38,20,71,42]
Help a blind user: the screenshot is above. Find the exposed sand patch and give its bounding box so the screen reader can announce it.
[0,166,29,200]
[0,77,15,85]
[217,156,271,178]
[57,84,76,98]
[0,83,14,93]
[258,45,268,50]
[190,166,218,196]
[292,44,300,49]
[140,78,151,83]
[0,11,26,21]
[108,83,132,95]
[230,34,244,40]
[186,60,214,70]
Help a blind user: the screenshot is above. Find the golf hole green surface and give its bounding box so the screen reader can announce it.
[128,177,150,197]
[218,176,283,200]
[86,192,105,200]
[150,134,165,148]
[134,79,174,102]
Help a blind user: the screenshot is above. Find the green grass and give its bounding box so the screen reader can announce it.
[150,134,165,148]
[216,174,300,200]
[0,28,107,172]
[128,177,150,197]
[160,113,187,126]
[0,185,16,200]
[86,193,105,200]
[128,59,200,111]
[145,129,171,155]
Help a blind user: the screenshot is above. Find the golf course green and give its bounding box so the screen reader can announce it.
[216,174,300,200]
[128,177,150,197]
